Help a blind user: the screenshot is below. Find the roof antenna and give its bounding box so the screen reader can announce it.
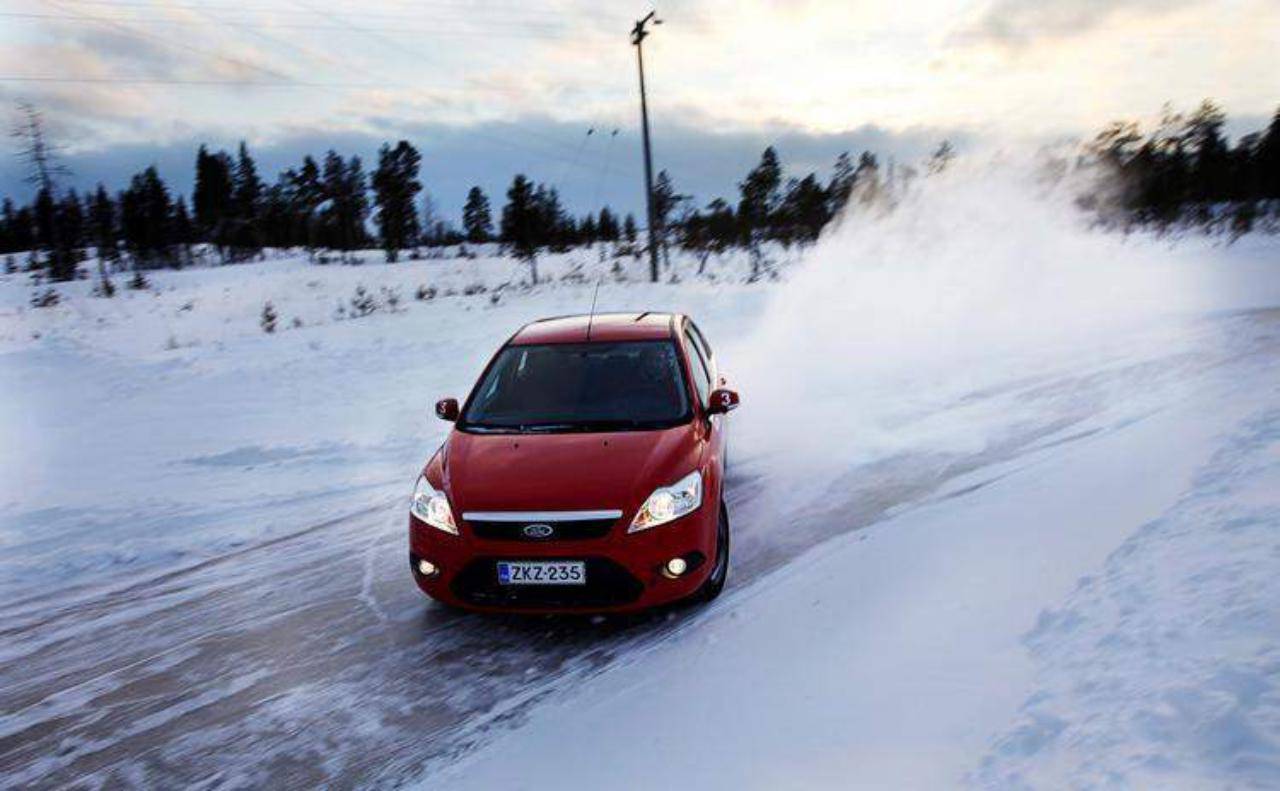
[586,277,602,341]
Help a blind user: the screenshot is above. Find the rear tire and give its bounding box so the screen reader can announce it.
[690,505,730,604]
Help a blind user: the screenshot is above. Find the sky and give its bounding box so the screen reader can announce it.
[0,0,1277,222]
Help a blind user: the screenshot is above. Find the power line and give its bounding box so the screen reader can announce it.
[0,11,584,39]
[36,0,296,83]
[49,1,629,29]
[0,75,386,87]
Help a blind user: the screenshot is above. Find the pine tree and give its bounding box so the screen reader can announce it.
[852,152,883,207]
[598,206,620,241]
[0,199,16,254]
[778,174,830,243]
[372,140,423,262]
[1255,106,1280,201]
[500,174,539,280]
[297,155,324,246]
[230,141,264,258]
[193,146,233,253]
[680,197,736,273]
[462,186,493,243]
[1183,100,1229,216]
[120,166,175,268]
[738,147,782,241]
[89,185,118,266]
[532,184,567,251]
[623,213,638,243]
[11,205,35,254]
[827,152,855,217]
[34,188,76,280]
[320,151,369,255]
[259,183,292,248]
[172,196,194,266]
[58,189,85,265]
[652,170,687,247]
[579,213,598,243]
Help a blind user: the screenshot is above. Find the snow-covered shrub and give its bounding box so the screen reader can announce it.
[260,301,278,334]
[127,271,150,291]
[350,285,377,317]
[5,255,15,274]
[380,286,402,312]
[30,288,60,308]
[463,283,487,296]
[415,284,436,301]
[94,275,116,298]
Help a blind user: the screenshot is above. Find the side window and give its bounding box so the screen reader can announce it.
[684,329,712,406]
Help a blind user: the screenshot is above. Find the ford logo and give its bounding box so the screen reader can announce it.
[522,523,554,539]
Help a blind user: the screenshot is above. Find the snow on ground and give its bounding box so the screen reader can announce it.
[1,165,1279,788]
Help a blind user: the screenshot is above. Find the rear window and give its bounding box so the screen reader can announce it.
[460,341,692,433]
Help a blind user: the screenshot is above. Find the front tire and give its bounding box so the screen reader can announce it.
[690,505,729,603]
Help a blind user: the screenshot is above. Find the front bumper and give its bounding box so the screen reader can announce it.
[408,506,717,613]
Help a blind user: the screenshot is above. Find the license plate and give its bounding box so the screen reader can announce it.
[497,561,587,586]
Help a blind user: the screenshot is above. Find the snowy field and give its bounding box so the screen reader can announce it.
[1,169,1279,788]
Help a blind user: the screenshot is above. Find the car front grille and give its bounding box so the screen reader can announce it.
[451,557,644,609]
[466,517,617,541]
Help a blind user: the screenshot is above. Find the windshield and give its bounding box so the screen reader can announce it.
[460,341,691,432]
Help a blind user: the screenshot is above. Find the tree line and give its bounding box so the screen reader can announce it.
[3,98,1276,287]
[1085,100,1280,233]
[0,101,941,287]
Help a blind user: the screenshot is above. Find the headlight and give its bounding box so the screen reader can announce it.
[411,474,458,535]
[629,470,703,532]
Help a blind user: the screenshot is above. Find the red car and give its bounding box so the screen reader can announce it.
[409,312,740,613]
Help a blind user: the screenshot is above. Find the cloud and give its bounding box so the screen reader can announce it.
[956,0,1201,46]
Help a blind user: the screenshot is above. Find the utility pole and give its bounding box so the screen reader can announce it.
[631,10,661,283]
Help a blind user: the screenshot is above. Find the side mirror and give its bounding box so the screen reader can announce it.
[706,388,740,415]
[435,397,459,422]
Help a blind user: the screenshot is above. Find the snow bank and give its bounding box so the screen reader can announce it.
[977,398,1280,787]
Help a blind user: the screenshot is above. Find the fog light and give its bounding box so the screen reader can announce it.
[417,559,438,577]
[664,557,688,578]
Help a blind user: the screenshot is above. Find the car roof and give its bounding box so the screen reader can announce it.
[509,312,681,345]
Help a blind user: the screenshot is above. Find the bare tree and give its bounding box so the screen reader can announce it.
[11,103,74,280]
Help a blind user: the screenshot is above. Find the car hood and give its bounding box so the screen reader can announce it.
[438,425,702,516]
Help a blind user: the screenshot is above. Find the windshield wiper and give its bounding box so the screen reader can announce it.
[519,423,582,433]
[460,422,521,434]
[464,419,671,434]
